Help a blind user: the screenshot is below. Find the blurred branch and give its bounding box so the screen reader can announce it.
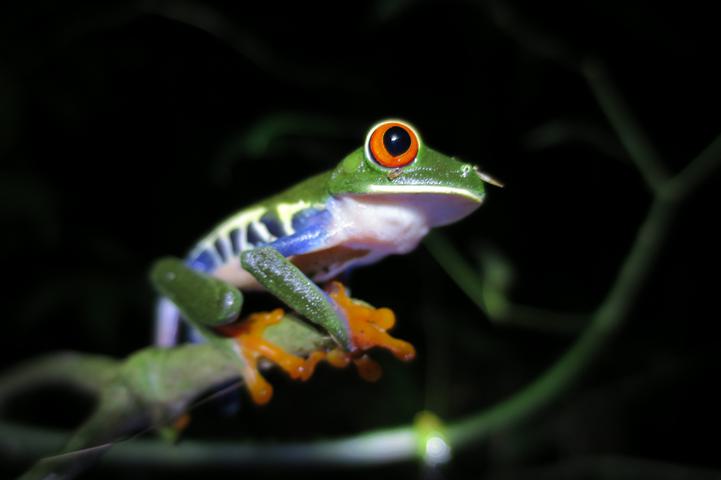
[480,0,671,192]
[432,0,721,448]
[2,421,417,470]
[486,455,721,480]
[3,315,332,479]
[446,196,674,446]
[481,0,580,71]
[666,131,721,198]
[145,0,365,91]
[423,233,486,311]
[428,125,719,448]
[423,233,588,334]
[211,112,355,186]
[582,59,669,191]
[522,119,627,161]
[0,353,116,410]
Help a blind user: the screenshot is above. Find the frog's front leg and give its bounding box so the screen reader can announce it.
[240,246,353,350]
[240,247,417,365]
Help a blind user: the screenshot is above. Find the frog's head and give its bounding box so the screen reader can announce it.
[328,120,501,226]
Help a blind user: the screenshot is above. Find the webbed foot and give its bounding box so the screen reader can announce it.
[216,282,416,405]
[217,309,326,405]
[326,281,416,381]
[327,282,416,360]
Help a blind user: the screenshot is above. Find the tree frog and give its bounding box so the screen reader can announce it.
[152,120,500,404]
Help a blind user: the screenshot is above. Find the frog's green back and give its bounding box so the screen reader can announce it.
[256,170,333,212]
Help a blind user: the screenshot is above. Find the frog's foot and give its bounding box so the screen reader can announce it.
[216,309,326,405]
[214,285,415,404]
[325,281,416,382]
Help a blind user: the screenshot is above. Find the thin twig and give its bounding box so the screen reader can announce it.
[666,131,721,198]
[447,197,675,447]
[422,233,487,312]
[423,233,588,334]
[582,59,670,191]
[482,1,671,192]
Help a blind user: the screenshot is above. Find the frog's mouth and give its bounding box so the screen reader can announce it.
[292,190,484,282]
[364,184,484,204]
[352,191,485,227]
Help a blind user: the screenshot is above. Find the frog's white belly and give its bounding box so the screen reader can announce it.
[212,194,431,289]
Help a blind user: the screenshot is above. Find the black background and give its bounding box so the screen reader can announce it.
[1,1,720,479]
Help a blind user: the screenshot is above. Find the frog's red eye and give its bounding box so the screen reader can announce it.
[367,121,419,168]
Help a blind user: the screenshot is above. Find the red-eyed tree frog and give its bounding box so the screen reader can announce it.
[151,120,501,404]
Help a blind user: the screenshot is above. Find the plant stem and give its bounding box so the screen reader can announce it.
[447,197,675,447]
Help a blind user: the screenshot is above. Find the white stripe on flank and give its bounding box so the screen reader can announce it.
[276,200,313,234]
[250,221,274,243]
[188,206,268,262]
[217,235,233,260]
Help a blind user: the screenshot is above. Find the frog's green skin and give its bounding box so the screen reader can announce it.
[155,120,491,350]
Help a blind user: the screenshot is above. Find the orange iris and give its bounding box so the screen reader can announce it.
[368,121,419,168]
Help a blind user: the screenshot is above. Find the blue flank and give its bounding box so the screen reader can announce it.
[268,208,332,257]
[185,206,333,275]
[187,249,217,273]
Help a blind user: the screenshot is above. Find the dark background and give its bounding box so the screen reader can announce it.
[1,0,720,478]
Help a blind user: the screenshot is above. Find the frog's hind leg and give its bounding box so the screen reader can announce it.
[152,257,324,405]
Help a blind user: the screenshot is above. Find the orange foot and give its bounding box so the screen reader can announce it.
[215,282,416,405]
[326,281,416,381]
[216,309,326,405]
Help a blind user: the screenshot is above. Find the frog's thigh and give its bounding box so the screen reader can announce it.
[240,247,352,349]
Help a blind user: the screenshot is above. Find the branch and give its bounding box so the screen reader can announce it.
[0,353,116,412]
[144,0,365,92]
[485,455,721,479]
[423,233,588,334]
[665,131,721,198]
[481,1,671,192]
[582,59,670,191]
[2,421,418,469]
[2,314,332,480]
[446,196,674,447]
[422,132,720,450]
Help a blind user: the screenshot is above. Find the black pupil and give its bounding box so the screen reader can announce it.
[383,126,411,157]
